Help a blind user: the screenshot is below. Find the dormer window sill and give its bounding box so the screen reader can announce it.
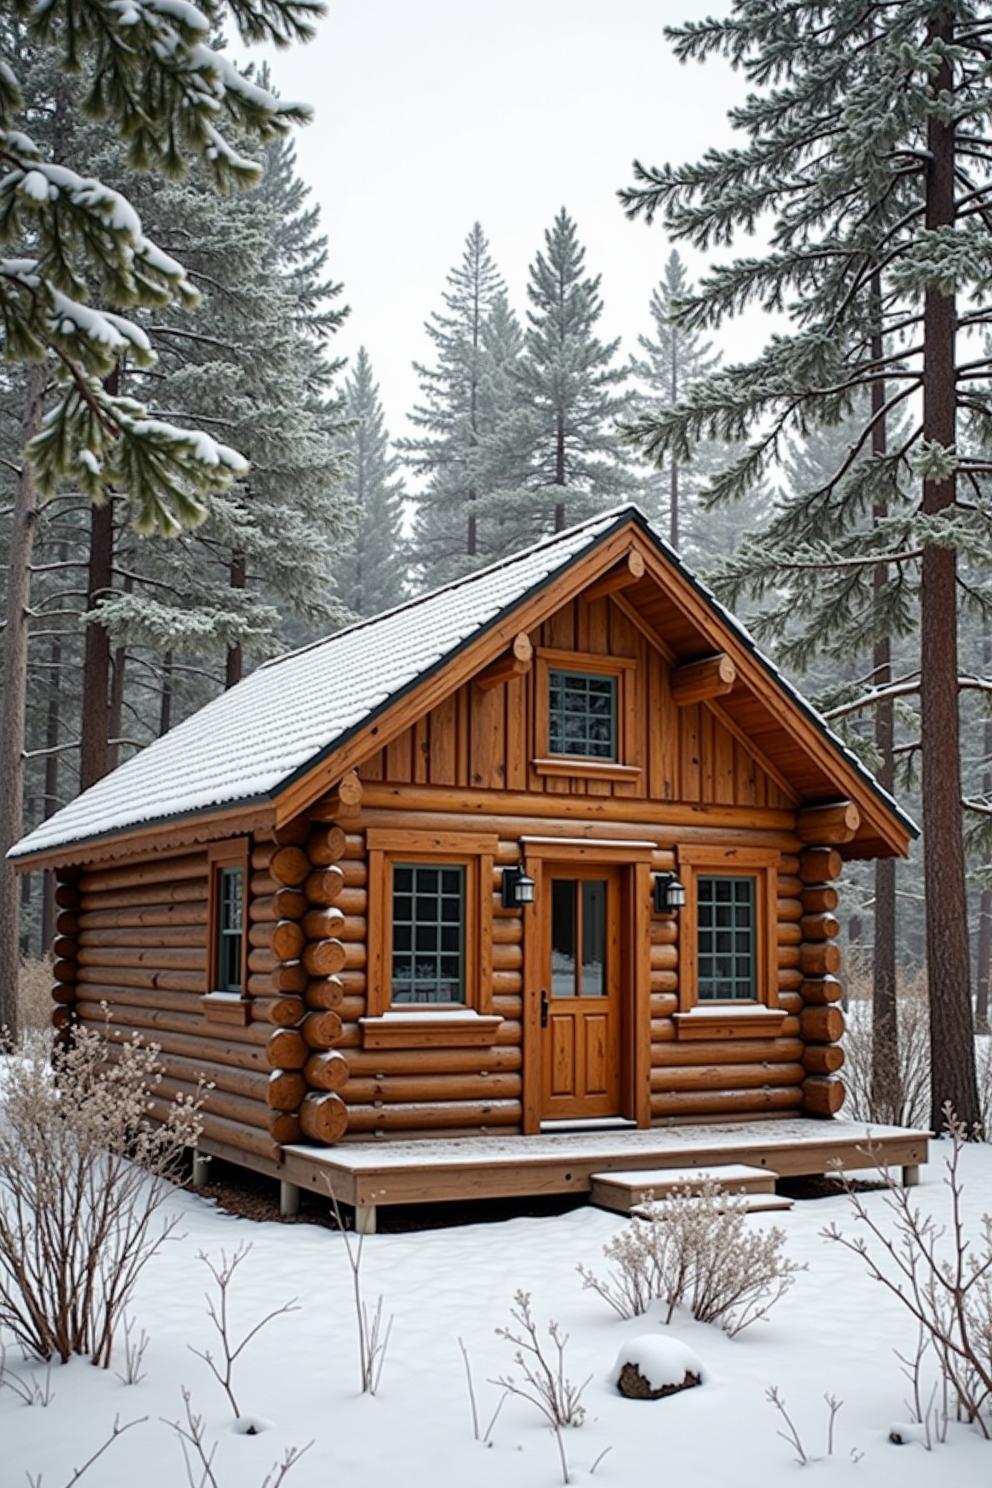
[532,758,642,783]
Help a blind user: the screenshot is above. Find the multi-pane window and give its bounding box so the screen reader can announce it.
[548,670,617,759]
[216,866,244,992]
[697,875,756,1001]
[392,864,465,1004]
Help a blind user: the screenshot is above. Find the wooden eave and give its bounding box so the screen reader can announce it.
[10,800,275,873]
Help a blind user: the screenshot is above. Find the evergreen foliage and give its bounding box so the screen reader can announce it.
[516,208,640,533]
[333,347,408,617]
[629,249,720,551]
[405,223,506,586]
[619,0,992,1129]
[0,0,322,534]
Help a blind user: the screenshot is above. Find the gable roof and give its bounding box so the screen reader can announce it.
[10,504,916,864]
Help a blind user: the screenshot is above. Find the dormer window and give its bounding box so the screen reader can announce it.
[532,647,640,784]
[548,670,617,760]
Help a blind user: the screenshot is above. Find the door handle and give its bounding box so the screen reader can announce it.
[540,990,549,1028]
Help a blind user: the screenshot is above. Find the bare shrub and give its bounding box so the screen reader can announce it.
[17,958,53,1033]
[766,1385,845,1465]
[189,1244,299,1420]
[842,965,931,1127]
[114,1313,150,1386]
[25,1415,147,1488]
[167,1387,312,1488]
[325,1193,393,1394]
[0,1339,53,1405]
[823,1108,992,1437]
[490,1291,590,1484]
[457,1336,507,1445]
[578,1179,803,1335]
[0,1023,202,1366]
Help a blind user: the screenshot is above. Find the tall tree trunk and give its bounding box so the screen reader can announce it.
[225,550,246,689]
[669,325,680,549]
[554,412,566,531]
[79,499,114,790]
[920,13,980,1131]
[159,652,174,736]
[0,365,46,1037]
[106,572,131,772]
[976,628,992,1034]
[40,610,64,954]
[869,273,899,1120]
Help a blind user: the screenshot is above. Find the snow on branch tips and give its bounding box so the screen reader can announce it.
[0,0,322,534]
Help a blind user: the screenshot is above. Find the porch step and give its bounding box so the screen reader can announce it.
[630,1193,795,1219]
[590,1163,782,1216]
[540,1117,638,1133]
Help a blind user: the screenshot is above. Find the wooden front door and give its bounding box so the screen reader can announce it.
[541,865,622,1120]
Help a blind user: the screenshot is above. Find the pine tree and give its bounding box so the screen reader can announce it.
[405,224,505,586]
[0,0,322,537]
[517,208,639,533]
[620,0,992,1130]
[333,348,407,617]
[630,249,721,549]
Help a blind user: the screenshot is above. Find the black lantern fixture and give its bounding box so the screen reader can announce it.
[502,864,536,909]
[653,872,687,914]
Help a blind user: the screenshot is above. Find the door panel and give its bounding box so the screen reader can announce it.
[549,1014,576,1097]
[541,866,621,1120]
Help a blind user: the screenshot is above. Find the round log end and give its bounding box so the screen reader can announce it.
[299,1091,348,1145]
[304,1049,349,1092]
[802,1075,845,1118]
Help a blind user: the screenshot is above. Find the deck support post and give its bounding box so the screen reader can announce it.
[354,1203,377,1236]
[902,1164,920,1188]
[280,1180,300,1218]
[191,1152,210,1187]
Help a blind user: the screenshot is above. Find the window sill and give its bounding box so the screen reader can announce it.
[673,1006,786,1041]
[359,1012,503,1049]
[532,757,642,784]
[201,991,250,1026]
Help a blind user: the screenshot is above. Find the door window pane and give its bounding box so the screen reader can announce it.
[551,878,608,997]
[551,878,576,997]
[548,671,617,759]
[697,876,756,1000]
[581,880,606,997]
[392,864,465,1004]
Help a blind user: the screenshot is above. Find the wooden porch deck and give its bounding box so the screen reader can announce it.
[263,1117,930,1231]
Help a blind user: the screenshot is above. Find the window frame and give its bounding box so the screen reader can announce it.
[365,828,497,1027]
[203,837,251,1022]
[675,845,780,1019]
[533,648,640,784]
[547,668,619,762]
[695,873,758,1003]
[389,861,468,1007]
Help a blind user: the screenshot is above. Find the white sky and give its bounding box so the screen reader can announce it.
[262,0,766,441]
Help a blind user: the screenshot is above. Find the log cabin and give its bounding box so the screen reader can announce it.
[10,505,927,1229]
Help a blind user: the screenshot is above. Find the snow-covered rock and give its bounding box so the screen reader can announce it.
[614,1336,704,1400]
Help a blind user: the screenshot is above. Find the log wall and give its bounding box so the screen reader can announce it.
[62,846,276,1161]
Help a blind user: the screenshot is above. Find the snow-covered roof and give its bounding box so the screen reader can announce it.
[10,508,631,859]
[10,503,916,862]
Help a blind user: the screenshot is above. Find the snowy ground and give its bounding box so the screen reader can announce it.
[4,1146,992,1487]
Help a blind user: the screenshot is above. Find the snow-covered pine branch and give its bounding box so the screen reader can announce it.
[0,0,323,535]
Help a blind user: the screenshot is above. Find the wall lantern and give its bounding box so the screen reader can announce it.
[502,865,537,909]
[653,872,687,914]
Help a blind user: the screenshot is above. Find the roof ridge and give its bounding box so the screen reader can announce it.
[258,502,645,674]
